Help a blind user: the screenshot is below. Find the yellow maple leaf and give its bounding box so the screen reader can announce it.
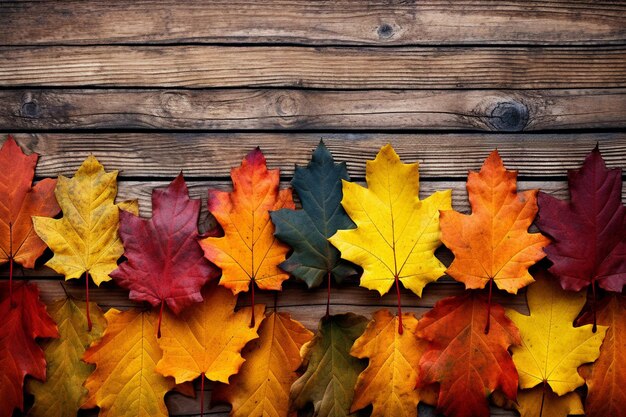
[32,155,138,285]
[350,309,437,417]
[507,273,607,395]
[82,308,176,417]
[329,144,450,331]
[492,387,584,417]
[212,312,313,417]
[156,284,264,385]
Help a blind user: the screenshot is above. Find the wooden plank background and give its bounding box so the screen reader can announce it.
[1,1,625,416]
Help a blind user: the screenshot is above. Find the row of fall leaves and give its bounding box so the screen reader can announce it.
[0,135,624,417]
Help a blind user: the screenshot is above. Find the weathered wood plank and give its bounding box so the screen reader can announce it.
[3,133,625,179]
[1,0,624,46]
[3,89,625,132]
[1,46,624,89]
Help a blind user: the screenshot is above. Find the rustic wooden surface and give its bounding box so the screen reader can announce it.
[1,1,625,416]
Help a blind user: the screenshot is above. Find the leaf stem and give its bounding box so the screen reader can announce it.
[591,281,597,333]
[325,271,331,319]
[85,271,92,332]
[394,274,403,335]
[539,380,547,417]
[250,278,255,328]
[8,222,14,308]
[484,278,494,334]
[157,299,164,338]
[200,372,205,417]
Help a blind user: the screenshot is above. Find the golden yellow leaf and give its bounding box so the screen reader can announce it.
[82,308,176,417]
[350,309,436,417]
[156,284,265,385]
[33,155,138,286]
[212,312,313,417]
[506,273,607,395]
[492,387,584,417]
[26,298,105,417]
[329,144,450,331]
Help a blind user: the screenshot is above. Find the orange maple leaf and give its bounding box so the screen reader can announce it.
[440,150,549,331]
[200,148,294,326]
[156,283,264,417]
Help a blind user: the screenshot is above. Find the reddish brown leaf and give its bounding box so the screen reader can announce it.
[537,146,625,293]
[0,281,58,417]
[578,295,626,417]
[110,174,218,336]
[416,293,520,417]
[0,135,59,300]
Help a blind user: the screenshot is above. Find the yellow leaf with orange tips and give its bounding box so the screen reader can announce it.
[212,312,313,417]
[82,308,177,417]
[329,144,451,332]
[350,309,437,417]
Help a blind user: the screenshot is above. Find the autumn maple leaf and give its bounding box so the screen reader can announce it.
[492,386,584,417]
[290,313,368,417]
[350,309,436,417]
[33,155,137,330]
[212,312,313,417]
[330,144,451,333]
[110,173,218,337]
[578,295,626,417]
[0,135,59,303]
[440,150,549,333]
[27,298,106,417]
[506,272,606,416]
[156,283,264,417]
[200,148,294,326]
[271,141,357,316]
[82,308,181,417]
[537,146,625,328]
[0,281,58,417]
[416,293,520,417]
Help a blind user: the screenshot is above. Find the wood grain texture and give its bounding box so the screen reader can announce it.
[1,0,624,46]
[1,46,625,89]
[3,133,625,178]
[3,88,626,132]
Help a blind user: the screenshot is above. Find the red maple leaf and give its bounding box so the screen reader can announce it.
[0,281,58,416]
[416,293,520,417]
[537,146,625,294]
[110,174,219,337]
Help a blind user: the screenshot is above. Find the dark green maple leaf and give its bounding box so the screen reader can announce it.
[290,313,368,417]
[271,141,357,292]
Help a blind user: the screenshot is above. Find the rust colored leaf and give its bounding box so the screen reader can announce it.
[416,293,520,417]
[578,295,626,417]
[200,148,294,326]
[440,150,549,332]
[212,312,313,417]
[0,281,58,417]
[0,135,59,301]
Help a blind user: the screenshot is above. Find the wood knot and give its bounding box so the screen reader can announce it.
[488,101,529,132]
[159,91,191,116]
[275,93,298,117]
[377,23,394,39]
[21,101,39,118]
